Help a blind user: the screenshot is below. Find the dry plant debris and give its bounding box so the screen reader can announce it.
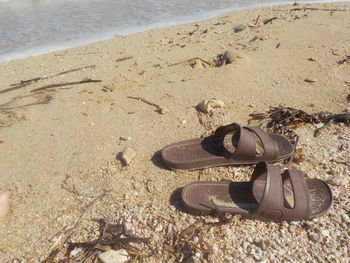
[2,65,96,93]
[127,96,169,115]
[249,106,350,140]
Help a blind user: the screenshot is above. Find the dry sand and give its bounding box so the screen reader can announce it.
[0,2,349,263]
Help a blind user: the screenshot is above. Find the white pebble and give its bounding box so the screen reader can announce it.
[98,249,129,263]
[0,191,10,219]
[119,136,131,141]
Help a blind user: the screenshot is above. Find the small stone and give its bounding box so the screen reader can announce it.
[181,120,187,124]
[119,136,131,141]
[320,229,330,237]
[304,78,317,83]
[155,224,163,232]
[308,56,318,61]
[98,249,129,263]
[242,241,250,250]
[0,191,10,219]
[256,240,269,251]
[120,147,136,165]
[341,214,350,224]
[167,224,173,234]
[234,24,246,33]
[308,232,320,242]
[70,247,83,257]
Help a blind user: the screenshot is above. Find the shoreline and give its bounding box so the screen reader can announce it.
[0,2,349,262]
[0,0,347,63]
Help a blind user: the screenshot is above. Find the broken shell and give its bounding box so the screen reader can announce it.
[192,59,210,69]
[159,106,169,115]
[308,57,318,61]
[197,98,225,114]
[234,24,246,33]
[193,60,204,69]
[0,191,10,219]
[120,147,136,165]
[304,78,317,83]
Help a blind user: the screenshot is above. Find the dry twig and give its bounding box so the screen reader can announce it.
[31,78,101,92]
[127,96,168,114]
[5,65,96,92]
[167,57,212,67]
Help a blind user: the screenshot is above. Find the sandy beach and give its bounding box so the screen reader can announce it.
[0,2,349,262]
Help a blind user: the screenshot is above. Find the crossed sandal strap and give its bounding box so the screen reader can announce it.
[282,169,311,220]
[213,123,279,161]
[244,126,279,161]
[251,162,311,221]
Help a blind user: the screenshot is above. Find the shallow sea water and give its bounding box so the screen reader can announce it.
[0,0,344,61]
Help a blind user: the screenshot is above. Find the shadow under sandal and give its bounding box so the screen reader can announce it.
[181,162,333,221]
[161,123,294,170]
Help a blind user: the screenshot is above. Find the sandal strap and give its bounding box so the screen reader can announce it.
[283,169,311,219]
[213,123,278,161]
[251,162,311,220]
[244,126,279,161]
[251,163,284,219]
[213,124,256,160]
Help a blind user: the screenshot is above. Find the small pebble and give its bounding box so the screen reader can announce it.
[98,249,129,263]
[0,191,10,219]
[321,229,330,237]
[119,136,131,141]
[234,24,246,33]
[341,214,350,224]
[308,232,320,242]
[69,248,83,257]
[305,78,317,83]
[308,56,318,61]
[155,224,163,232]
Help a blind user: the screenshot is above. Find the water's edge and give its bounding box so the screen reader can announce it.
[0,0,346,62]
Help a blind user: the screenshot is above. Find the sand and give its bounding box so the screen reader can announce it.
[0,2,349,263]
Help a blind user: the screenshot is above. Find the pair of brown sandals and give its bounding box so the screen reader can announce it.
[161,123,333,221]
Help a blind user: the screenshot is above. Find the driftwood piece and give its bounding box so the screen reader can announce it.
[115,56,133,62]
[50,65,95,78]
[263,16,278,24]
[127,96,169,114]
[31,78,101,93]
[70,237,149,248]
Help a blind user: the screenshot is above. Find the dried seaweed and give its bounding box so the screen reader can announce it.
[170,215,238,262]
[42,212,150,263]
[249,106,350,140]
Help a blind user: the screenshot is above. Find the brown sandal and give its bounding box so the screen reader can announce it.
[181,162,333,221]
[161,123,294,170]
